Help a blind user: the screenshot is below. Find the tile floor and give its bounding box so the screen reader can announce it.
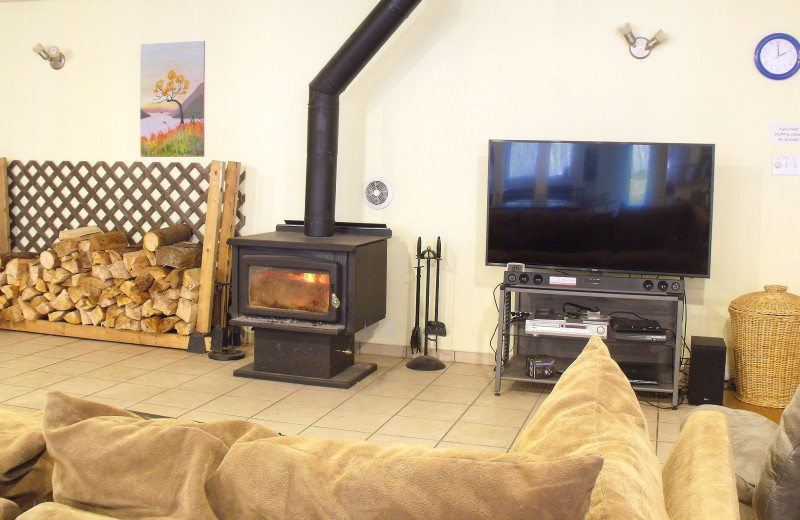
[0,330,695,458]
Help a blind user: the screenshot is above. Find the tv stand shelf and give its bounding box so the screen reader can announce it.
[494,282,684,407]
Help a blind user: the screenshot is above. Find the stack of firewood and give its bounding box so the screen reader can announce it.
[0,225,203,336]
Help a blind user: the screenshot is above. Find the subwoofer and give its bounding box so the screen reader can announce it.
[688,336,727,406]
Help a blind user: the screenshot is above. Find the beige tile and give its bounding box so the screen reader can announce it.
[657,421,682,443]
[376,415,455,441]
[367,433,438,447]
[381,366,442,385]
[0,355,60,371]
[473,387,543,411]
[299,426,370,441]
[657,441,675,464]
[282,386,355,408]
[3,389,52,409]
[141,388,217,409]
[129,402,191,419]
[34,346,98,360]
[639,403,659,422]
[0,383,37,402]
[254,402,331,425]
[1,370,73,389]
[82,365,151,382]
[176,375,248,395]
[91,382,167,404]
[227,380,301,401]
[432,373,492,390]
[44,377,119,396]
[126,370,198,389]
[445,362,495,377]
[0,404,40,414]
[99,343,157,355]
[459,405,530,428]
[338,393,409,415]
[415,385,482,405]
[198,395,273,418]
[0,331,41,343]
[57,340,111,352]
[249,418,305,436]
[435,441,508,453]
[113,355,177,371]
[658,404,697,424]
[133,348,194,360]
[313,408,391,434]
[0,353,20,364]
[21,335,80,347]
[178,409,244,423]
[397,400,468,422]
[70,350,140,365]
[0,366,26,381]
[38,359,105,376]
[0,342,58,355]
[360,379,426,399]
[441,422,520,449]
[158,359,223,376]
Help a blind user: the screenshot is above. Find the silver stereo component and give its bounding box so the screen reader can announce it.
[525,318,608,339]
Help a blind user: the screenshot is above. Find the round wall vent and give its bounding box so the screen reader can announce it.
[363,177,393,210]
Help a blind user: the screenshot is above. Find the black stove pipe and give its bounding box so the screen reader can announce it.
[304,0,422,237]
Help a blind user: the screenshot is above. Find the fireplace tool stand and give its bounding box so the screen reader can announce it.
[208,282,246,361]
[406,237,446,372]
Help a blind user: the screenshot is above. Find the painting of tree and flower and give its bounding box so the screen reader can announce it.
[140,41,205,157]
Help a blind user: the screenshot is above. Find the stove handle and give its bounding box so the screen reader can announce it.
[331,293,341,309]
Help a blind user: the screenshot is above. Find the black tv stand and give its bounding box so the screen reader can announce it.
[495,271,684,407]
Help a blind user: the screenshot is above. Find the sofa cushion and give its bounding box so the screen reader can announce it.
[685,405,777,504]
[17,502,118,519]
[0,408,53,513]
[206,435,604,520]
[0,498,19,520]
[510,336,669,520]
[753,384,800,520]
[42,391,278,520]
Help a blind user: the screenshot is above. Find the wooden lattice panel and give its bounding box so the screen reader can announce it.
[6,160,245,252]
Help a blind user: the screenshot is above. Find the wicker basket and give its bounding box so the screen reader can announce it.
[728,285,800,408]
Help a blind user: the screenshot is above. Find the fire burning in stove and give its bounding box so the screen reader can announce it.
[248,266,331,314]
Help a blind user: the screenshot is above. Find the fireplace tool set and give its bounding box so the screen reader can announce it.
[407,237,447,371]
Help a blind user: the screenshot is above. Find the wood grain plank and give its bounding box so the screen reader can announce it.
[196,161,223,334]
[0,158,10,254]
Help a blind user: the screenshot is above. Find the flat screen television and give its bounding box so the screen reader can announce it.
[486,139,714,278]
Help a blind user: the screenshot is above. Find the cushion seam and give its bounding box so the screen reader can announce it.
[762,442,800,517]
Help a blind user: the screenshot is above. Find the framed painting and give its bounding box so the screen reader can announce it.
[140,41,205,157]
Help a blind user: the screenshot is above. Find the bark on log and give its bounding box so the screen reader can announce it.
[58,226,102,240]
[155,242,202,270]
[52,238,80,259]
[143,225,192,252]
[88,231,129,252]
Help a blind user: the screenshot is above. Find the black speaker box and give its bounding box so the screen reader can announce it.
[688,336,727,406]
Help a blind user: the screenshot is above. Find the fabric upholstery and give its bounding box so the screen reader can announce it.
[17,503,118,520]
[41,391,278,520]
[753,384,800,520]
[206,435,603,520]
[684,405,777,504]
[0,498,20,520]
[663,410,740,520]
[0,408,53,513]
[510,336,668,520]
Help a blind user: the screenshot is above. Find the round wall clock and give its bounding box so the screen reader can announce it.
[755,33,800,80]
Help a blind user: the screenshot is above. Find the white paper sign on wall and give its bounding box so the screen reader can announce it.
[770,123,800,144]
[772,155,800,176]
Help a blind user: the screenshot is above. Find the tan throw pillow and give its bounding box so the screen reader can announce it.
[42,391,278,520]
[753,384,800,520]
[0,408,53,513]
[207,436,603,520]
[511,336,669,520]
[17,502,119,519]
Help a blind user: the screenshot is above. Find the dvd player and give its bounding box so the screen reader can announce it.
[525,318,608,339]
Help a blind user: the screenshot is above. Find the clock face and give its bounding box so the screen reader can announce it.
[755,33,800,80]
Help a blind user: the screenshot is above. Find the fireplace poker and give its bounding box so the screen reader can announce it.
[426,236,446,338]
[409,237,422,354]
[406,240,445,372]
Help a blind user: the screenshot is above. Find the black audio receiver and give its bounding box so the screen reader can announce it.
[503,270,684,296]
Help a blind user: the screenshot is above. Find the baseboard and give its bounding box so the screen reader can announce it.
[356,342,496,366]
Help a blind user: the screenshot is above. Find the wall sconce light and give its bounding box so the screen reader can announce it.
[32,43,65,70]
[617,23,668,59]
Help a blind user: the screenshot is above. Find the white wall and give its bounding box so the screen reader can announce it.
[2,0,800,356]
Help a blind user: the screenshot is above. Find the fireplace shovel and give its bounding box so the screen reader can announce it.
[407,239,445,372]
[426,237,446,337]
[409,237,422,354]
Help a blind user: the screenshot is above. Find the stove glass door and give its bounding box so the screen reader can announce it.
[248,266,331,314]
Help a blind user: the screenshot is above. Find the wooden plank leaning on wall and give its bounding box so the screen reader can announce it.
[0,158,240,351]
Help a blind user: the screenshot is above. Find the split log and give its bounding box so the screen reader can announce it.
[125,304,142,321]
[162,288,181,300]
[61,258,81,274]
[115,295,132,307]
[150,278,171,293]
[143,225,192,252]
[42,268,54,283]
[35,300,54,315]
[141,316,163,333]
[175,320,195,336]
[19,301,42,321]
[51,290,76,311]
[88,231,129,252]
[43,291,57,303]
[166,268,184,289]
[40,250,60,270]
[0,285,19,299]
[28,263,42,281]
[175,298,198,323]
[2,303,23,322]
[180,286,200,302]
[155,242,202,270]
[161,316,182,333]
[89,306,105,326]
[18,287,41,302]
[0,295,7,309]
[78,253,93,272]
[0,252,38,270]
[141,299,161,318]
[90,251,111,265]
[63,310,81,325]
[52,268,72,285]
[77,240,92,254]
[34,279,47,292]
[145,250,157,267]
[152,293,178,315]
[52,238,81,259]
[102,317,116,328]
[109,261,132,280]
[58,226,102,240]
[92,264,114,281]
[181,268,202,290]
[79,309,93,326]
[134,272,155,292]
[48,310,66,322]
[114,315,141,331]
[123,250,150,272]
[5,258,33,279]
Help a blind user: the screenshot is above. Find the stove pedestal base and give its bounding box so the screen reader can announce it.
[233,362,377,389]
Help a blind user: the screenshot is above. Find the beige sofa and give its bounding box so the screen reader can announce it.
[0,337,739,520]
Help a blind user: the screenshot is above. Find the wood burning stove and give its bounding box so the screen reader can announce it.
[229,223,390,388]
